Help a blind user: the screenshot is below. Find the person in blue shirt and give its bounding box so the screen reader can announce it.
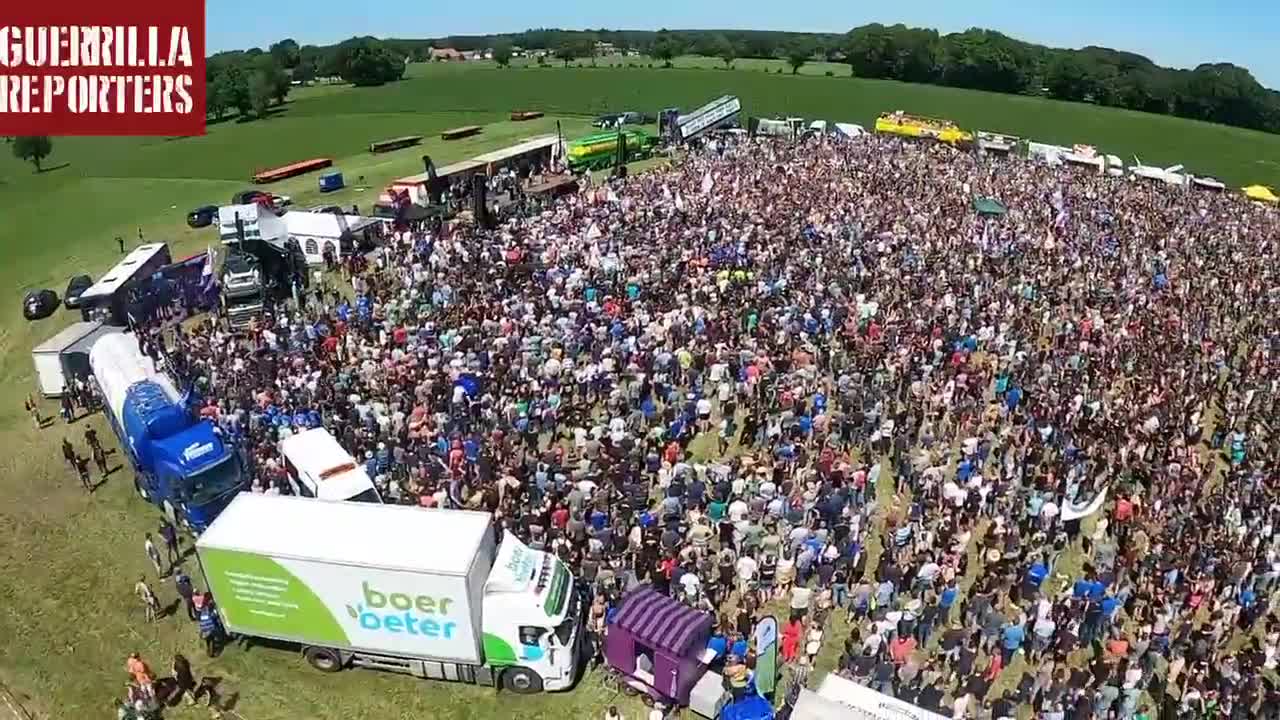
[1005,386,1022,412]
[1025,559,1049,595]
[1000,622,1025,665]
[939,580,959,611]
[706,633,728,663]
[1100,595,1120,619]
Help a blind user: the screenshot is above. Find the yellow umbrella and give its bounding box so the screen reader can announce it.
[1242,185,1279,203]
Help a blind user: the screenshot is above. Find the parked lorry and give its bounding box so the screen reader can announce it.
[755,117,806,139]
[566,129,657,172]
[89,332,245,531]
[195,494,582,693]
[219,251,267,330]
[32,320,120,397]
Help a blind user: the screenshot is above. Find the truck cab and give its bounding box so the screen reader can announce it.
[220,251,267,330]
[147,427,245,530]
[481,535,581,692]
[90,332,245,533]
[280,428,382,503]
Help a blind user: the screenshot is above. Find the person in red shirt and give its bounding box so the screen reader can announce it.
[889,635,917,665]
[663,441,680,465]
[551,504,570,530]
[1114,497,1134,522]
[781,618,803,663]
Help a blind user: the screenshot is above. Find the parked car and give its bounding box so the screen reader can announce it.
[594,111,651,129]
[22,289,59,321]
[231,189,268,205]
[187,205,218,228]
[63,275,93,309]
[592,113,624,129]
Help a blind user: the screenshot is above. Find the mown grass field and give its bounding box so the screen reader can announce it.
[0,57,1276,719]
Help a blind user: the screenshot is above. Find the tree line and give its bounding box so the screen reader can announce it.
[226,25,1280,134]
[206,36,405,121]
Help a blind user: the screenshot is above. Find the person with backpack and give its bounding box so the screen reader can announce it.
[198,602,223,657]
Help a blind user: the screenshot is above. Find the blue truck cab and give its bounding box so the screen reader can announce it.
[90,333,243,532]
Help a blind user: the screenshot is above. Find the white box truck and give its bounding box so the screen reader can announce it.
[195,494,581,693]
[32,321,112,397]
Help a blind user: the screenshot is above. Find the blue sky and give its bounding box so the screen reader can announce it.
[207,0,1278,88]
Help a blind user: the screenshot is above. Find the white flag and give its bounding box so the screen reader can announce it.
[675,192,685,212]
[1062,486,1108,522]
[701,171,715,195]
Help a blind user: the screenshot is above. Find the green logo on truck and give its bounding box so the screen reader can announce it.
[345,582,460,640]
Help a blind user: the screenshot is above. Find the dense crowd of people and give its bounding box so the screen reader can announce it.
[140,132,1280,719]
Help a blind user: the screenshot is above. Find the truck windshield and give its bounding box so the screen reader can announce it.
[188,456,243,506]
[542,561,571,618]
[551,586,579,646]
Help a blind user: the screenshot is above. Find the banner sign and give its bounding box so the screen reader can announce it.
[753,615,779,696]
[0,0,206,135]
[1062,485,1109,522]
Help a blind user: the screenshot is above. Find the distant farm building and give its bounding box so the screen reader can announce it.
[429,47,466,62]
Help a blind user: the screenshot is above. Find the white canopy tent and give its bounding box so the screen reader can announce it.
[834,123,867,138]
[788,674,950,720]
[282,212,380,265]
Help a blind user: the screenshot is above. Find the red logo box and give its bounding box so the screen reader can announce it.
[0,0,205,135]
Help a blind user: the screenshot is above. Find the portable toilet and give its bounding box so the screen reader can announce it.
[319,171,344,193]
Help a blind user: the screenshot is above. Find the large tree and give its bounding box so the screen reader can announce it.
[251,54,291,105]
[335,37,406,86]
[269,38,301,68]
[651,41,678,68]
[493,41,513,68]
[216,63,252,116]
[938,29,1033,94]
[12,136,52,172]
[786,41,811,74]
[248,71,273,117]
[554,41,578,67]
[712,34,736,68]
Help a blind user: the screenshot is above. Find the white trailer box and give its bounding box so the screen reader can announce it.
[197,494,494,665]
[32,321,104,397]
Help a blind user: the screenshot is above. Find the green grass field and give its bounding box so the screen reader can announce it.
[0,57,1276,719]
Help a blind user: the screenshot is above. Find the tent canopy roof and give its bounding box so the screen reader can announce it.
[611,588,713,656]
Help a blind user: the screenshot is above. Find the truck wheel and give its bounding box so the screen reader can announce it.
[134,476,150,501]
[304,646,343,673]
[502,667,543,694]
